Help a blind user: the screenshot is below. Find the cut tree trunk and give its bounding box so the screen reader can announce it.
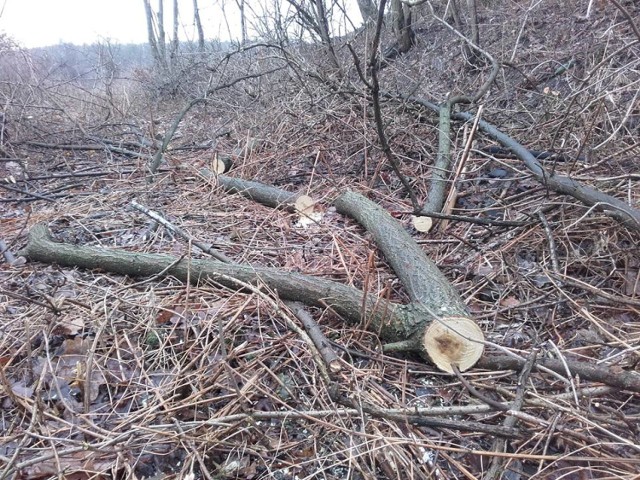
[334,190,484,372]
[19,187,484,373]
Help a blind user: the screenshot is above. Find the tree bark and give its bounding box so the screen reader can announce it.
[192,0,205,52]
[157,0,167,63]
[356,0,377,24]
[204,171,301,209]
[423,98,454,213]
[235,0,248,45]
[335,192,465,311]
[170,0,179,64]
[143,0,166,69]
[391,0,415,55]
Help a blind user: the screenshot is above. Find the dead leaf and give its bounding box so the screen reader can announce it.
[500,296,520,308]
[20,450,118,479]
[61,337,91,355]
[59,316,85,336]
[155,308,174,325]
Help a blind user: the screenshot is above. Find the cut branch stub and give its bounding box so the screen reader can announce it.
[423,317,484,373]
[212,154,233,174]
[411,215,433,233]
[294,195,315,214]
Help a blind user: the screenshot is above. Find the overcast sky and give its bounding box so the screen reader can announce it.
[0,0,240,48]
[0,0,362,49]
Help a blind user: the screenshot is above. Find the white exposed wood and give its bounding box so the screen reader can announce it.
[424,317,485,373]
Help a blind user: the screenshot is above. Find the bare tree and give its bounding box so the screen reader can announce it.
[95,41,121,119]
[157,0,167,63]
[465,0,482,64]
[192,0,205,52]
[284,0,341,71]
[384,0,415,60]
[170,0,180,63]
[315,0,341,69]
[142,0,185,71]
[142,0,167,69]
[444,0,474,62]
[235,0,248,45]
[393,0,414,52]
[356,0,377,24]
[399,0,481,63]
[466,0,480,47]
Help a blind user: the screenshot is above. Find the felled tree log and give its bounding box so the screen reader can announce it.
[211,171,300,209]
[395,93,640,232]
[334,191,484,372]
[18,182,640,390]
[20,189,484,373]
[206,172,485,370]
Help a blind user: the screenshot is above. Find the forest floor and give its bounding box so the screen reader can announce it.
[1,0,640,479]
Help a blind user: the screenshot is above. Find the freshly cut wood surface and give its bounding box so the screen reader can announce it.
[423,317,485,373]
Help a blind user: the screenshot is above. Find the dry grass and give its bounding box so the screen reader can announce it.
[1,1,640,478]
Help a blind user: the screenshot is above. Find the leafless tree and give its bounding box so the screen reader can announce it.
[356,0,377,24]
[170,0,180,63]
[465,0,482,64]
[192,0,205,51]
[142,0,167,69]
[391,0,415,54]
[466,0,480,47]
[235,0,248,45]
[142,0,183,69]
[284,0,341,70]
[157,0,167,63]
